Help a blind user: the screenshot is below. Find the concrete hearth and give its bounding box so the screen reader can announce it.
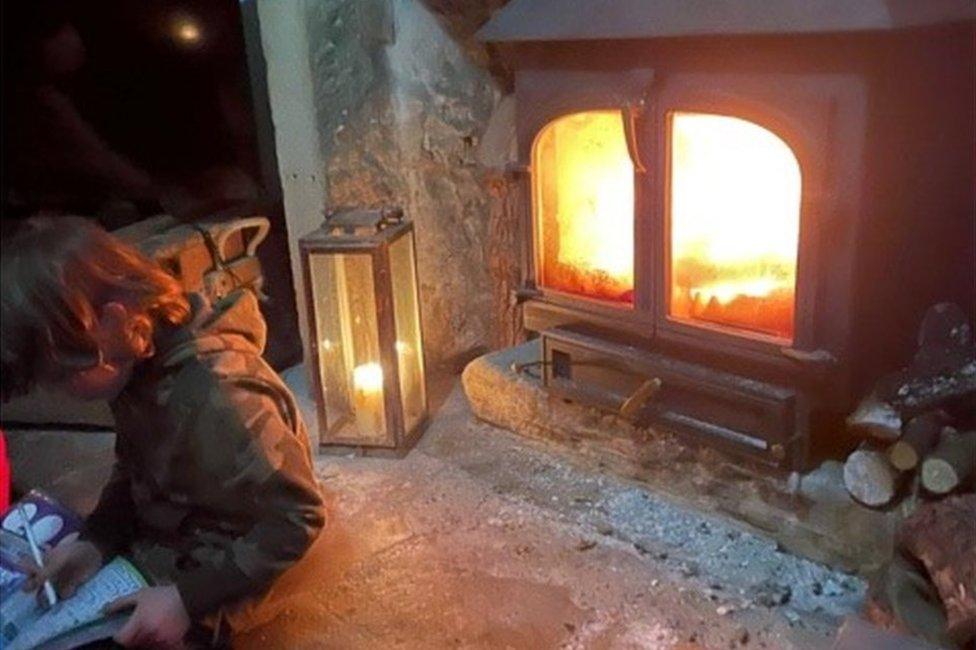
[7,373,866,648]
[462,341,897,573]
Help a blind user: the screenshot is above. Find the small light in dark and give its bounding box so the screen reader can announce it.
[172,13,203,46]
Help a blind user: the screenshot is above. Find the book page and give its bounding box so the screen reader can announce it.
[38,613,130,650]
[4,557,147,650]
[1,491,83,603]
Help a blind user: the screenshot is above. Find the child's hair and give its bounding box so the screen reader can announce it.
[1,215,190,400]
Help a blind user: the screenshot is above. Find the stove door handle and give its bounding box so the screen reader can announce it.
[623,103,647,174]
[619,377,662,420]
[780,347,838,368]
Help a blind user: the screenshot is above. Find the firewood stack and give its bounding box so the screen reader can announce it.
[863,494,976,648]
[844,303,976,510]
[844,303,976,649]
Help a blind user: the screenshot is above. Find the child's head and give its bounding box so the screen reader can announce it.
[2,215,189,401]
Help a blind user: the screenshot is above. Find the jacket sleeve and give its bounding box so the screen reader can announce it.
[170,375,325,619]
[80,456,136,557]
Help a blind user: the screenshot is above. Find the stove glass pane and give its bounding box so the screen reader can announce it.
[533,110,634,305]
[669,112,800,340]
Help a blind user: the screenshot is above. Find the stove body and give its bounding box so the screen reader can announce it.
[481,3,976,469]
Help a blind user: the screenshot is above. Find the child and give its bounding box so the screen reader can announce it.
[1,215,325,647]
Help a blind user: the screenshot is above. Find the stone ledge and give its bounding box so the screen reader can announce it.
[462,340,896,573]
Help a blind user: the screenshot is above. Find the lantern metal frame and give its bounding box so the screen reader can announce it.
[299,207,428,456]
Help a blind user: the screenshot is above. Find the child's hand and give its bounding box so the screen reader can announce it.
[105,585,191,649]
[21,539,103,601]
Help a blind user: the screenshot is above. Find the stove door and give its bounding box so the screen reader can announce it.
[667,111,801,341]
[516,67,656,334]
[650,72,866,386]
[532,109,636,305]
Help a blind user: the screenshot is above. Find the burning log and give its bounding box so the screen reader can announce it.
[843,446,902,508]
[887,412,950,472]
[920,429,976,495]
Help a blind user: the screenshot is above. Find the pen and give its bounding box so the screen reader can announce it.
[17,504,58,608]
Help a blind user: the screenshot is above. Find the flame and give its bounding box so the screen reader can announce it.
[533,111,634,303]
[352,362,384,393]
[691,278,786,305]
[669,113,800,340]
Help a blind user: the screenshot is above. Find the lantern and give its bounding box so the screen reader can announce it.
[299,207,428,455]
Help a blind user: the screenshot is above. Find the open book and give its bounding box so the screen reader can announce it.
[0,491,148,650]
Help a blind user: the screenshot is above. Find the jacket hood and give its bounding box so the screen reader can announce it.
[154,290,267,369]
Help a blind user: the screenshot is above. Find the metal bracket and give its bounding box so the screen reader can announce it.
[511,287,542,305]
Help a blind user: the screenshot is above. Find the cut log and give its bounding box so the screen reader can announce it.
[920,429,976,495]
[847,393,903,442]
[844,448,901,507]
[897,494,976,647]
[850,304,975,434]
[864,555,952,648]
[887,412,950,471]
[893,362,976,420]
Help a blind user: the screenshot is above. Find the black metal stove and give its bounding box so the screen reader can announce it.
[479,0,975,469]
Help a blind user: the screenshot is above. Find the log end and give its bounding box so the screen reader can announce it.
[844,449,898,507]
[887,442,919,472]
[921,458,959,495]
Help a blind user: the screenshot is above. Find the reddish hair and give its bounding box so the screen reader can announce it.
[1,215,189,400]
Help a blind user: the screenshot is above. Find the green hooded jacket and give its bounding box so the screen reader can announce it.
[81,290,325,620]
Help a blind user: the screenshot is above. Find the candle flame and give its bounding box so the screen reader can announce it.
[353,362,384,392]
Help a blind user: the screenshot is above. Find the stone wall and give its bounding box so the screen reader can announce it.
[259,0,505,370]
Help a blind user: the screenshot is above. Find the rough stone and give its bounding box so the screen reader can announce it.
[461,341,898,573]
[308,0,500,369]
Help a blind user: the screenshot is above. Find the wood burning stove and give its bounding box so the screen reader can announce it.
[480,1,976,469]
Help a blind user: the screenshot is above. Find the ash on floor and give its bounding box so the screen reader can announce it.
[237,383,863,650]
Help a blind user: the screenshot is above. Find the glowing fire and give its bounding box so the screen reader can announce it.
[533,111,634,304]
[669,113,800,340]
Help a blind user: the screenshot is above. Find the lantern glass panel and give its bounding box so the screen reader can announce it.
[389,234,426,434]
[308,251,391,445]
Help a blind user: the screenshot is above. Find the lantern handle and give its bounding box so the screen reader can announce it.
[379,206,404,228]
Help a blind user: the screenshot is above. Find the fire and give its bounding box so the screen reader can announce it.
[352,362,384,434]
[352,362,384,393]
[669,113,800,340]
[533,111,634,304]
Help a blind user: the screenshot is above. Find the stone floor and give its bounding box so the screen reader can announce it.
[6,375,867,649]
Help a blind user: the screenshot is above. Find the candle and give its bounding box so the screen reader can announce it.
[352,362,384,435]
